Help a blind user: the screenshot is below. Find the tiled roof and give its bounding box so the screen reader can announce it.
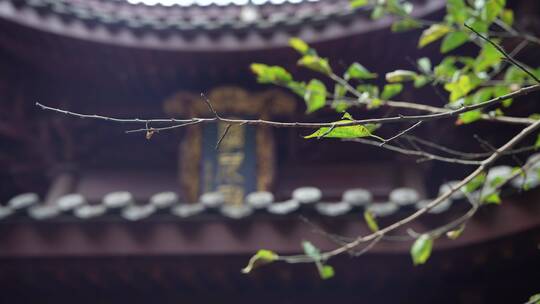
[0,0,445,50]
[2,154,539,222]
[7,0,352,31]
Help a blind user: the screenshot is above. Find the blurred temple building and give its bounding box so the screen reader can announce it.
[0,0,540,303]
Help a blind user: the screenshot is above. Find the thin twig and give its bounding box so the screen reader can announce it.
[380,121,423,147]
[215,124,232,150]
[404,135,538,159]
[317,123,337,139]
[200,93,221,119]
[465,24,540,83]
[346,138,483,165]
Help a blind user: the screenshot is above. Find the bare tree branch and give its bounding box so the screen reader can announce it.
[36,84,540,132]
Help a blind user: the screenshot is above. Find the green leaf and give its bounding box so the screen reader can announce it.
[434,57,458,79]
[500,9,514,27]
[529,293,540,304]
[414,75,429,88]
[535,134,540,150]
[490,176,506,188]
[467,19,489,35]
[287,81,307,97]
[381,84,403,100]
[464,172,486,193]
[482,0,505,23]
[504,66,527,83]
[250,63,293,84]
[356,84,379,98]
[363,210,379,232]
[241,249,279,274]
[417,57,432,74]
[441,31,469,53]
[444,75,475,102]
[482,191,501,205]
[410,234,433,265]
[385,70,417,82]
[386,0,412,16]
[391,18,422,32]
[368,98,383,109]
[447,0,467,24]
[493,86,513,107]
[318,265,335,280]
[474,42,502,73]
[418,24,452,48]
[304,79,327,113]
[304,121,374,139]
[350,0,369,8]
[446,225,465,240]
[302,240,321,260]
[529,114,540,121]
[334,83,346,99]
[346,62,377,80]
[458,110,483,124]
[298,55,332,75]
[332,101,350,113]
[470,87,493,105]
[302,241,335,279]
[289,37,310,55]
[371,5,385,19]
[342,112,353,120]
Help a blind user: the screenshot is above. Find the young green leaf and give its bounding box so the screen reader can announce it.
[371,5,385,19]
[444,74,475,102]
[490,176,506,188]
[441,31,469,53]
[474,42,502,73]
[529,293,540,304]
[458,110,482,124]
[381,84,403,100]
[482,0,505,23]
[446,225,466,240]
[350,0,369,8]
[385,70,417,82]
[318,264,335,280]
[418,24,452,48]
[241,249,279,274]
[535,134,540,150]
[482,191,502,205]
[500,9,514,27]
[304,121,374,139]
[289,37,310,55]
[464,172,486,193]
[342,112,353,120]
[356,84,379,98]
[302,240,322,261]
[417,57,432,74]
[250,63,293,84]
[334,83,346,99]
[410,234,433,265]
[298,55,332,74]
[469,87,493,105]
[346,63,377,80]
[302,241,335,279]
[391,18,422,32]
[414,75,429,88]
[446,0,467,24]
[363,210,379,232]
[304,79,327,113]
[287,81,307,97]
